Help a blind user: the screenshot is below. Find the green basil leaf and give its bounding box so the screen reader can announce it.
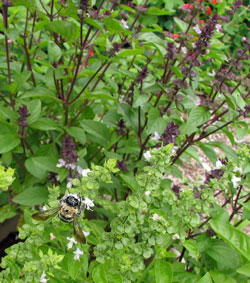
[154,259,173,283]
[13,186,48,206]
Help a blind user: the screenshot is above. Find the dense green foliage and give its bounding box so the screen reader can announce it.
[0,0,250,282]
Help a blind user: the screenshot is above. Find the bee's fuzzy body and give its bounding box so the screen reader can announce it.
[58,194,83,223]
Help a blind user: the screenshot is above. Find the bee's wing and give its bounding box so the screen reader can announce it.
[32,207,60,221]
[73,215,86,244]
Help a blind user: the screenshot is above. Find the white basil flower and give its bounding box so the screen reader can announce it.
[56,159,66,168]
[50,233,55,240]
[215,24,222,31]
[66,178,73,189]
[151,213,160,221]
[66,237,77,250]
[83,197,95,211]
[82,230,90,237]
[40,271,48,283]
[233,166,242,173]
[215,160,223,169]
[143,150,152,161]
[82,169,92,177]
[73,248,84,261]
[208,70,216,76]
[202,162,211,172]
[121,19,129,29]
[172,234,180,240]
[193,25,202,34]
[231,176,241,188]
[151,131,161,141]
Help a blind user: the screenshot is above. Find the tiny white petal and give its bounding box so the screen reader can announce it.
[50,233,56,240]
[172,234,180,240]
[82,230,90,237]
[81,168,91,177]
[202,162,211,172]
[83,197,95,210]
[181,47,187,54]
[233,166,242,173]
[40,271,48,283]
[231,176,241,188]
[42,205,47,211]
[66,178,73,189]
[215,24,222,31]
[208,70,216,76]
[143,150,152,161]
[77,165,83,175]
[121,19,129,29]
[193,25,202,34]
[145,191,151,196]
[66,163,76,170]
[119,95,125,103]
[73,248,84,260]
[215,160,223,169]
[171,146,178,154]
[67,237,77,250]
[56,159,66,168]
[151,131,161,141]
[151,213,160,221]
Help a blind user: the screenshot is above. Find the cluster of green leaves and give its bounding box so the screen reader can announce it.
[0,0,250,282]
[1,145,250,282]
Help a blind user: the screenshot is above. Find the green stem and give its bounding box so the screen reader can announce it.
[137,257,156,283]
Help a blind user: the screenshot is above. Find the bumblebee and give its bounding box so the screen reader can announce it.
[32,193,86,243]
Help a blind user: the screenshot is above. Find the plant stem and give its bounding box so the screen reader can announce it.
[179,247,186,262]
[2,4,11,85]
[29,12,37,49]
[137,257,156,283]
[23,9,36,86]
[91,62,112,92]
[69,61,106,105]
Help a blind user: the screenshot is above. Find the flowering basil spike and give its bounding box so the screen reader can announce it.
[32,207,60,221]
[73,214,85,244]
